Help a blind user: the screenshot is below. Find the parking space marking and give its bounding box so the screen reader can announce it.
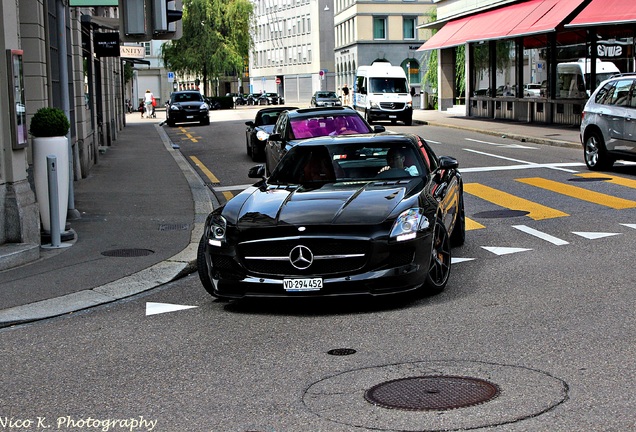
[463,149,582,173]
[517,177,636,209]
[190,156,220,184]
[465,183,569,220]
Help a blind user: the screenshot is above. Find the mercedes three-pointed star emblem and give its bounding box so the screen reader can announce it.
[289,245,314,270]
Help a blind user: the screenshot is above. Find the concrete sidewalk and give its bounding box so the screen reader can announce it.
[0,114,216,328]
[0,107,581,328]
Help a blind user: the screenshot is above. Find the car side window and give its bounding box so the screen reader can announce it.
[595,82,614,105]
[608,80,632,107]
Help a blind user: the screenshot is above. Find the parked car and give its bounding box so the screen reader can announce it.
[245,93,261,105]
[226,92,246,106]
[197,133,464,300]
[166,91,209,126]
[257,92,283,105]
[310,91,342,107]
[245,106,298,162]
[264,106,386,174]
[580,74,636,170]
[523,83,541,97]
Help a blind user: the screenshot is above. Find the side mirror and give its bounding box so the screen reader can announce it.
[373,125,386,133]
[245,121,255,127]
[439,156,459,170]
[248,165,266,179]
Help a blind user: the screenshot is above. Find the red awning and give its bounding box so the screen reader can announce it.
[419,0,586,51]
[567,0,636,27]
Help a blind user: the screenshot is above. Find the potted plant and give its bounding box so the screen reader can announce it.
[30,107,71,235]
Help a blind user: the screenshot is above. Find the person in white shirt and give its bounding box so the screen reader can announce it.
[144,89,154,118]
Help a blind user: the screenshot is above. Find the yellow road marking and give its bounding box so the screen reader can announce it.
[222,191,234,201]
[464,183,569,220]
[517,177,636,209]
[190,156,219,183]
[466,217,485,230]
[575,172,636,189]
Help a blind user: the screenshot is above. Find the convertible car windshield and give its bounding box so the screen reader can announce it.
[289,114,372,138]
[269,142,427,184]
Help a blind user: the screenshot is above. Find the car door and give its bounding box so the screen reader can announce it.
[265,112,288,175]
[622,79,636,153]
[603,79,633,151]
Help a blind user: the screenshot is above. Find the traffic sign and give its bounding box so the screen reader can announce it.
[275,77,281,84]
[167,71,175,82]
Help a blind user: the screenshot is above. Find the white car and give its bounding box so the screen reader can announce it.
[523,83,541,97]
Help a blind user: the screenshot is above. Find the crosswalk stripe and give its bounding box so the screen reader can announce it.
[464,183,569,220]
[575,172,636,189]
[466,217,485,230]
[517,177,636,209]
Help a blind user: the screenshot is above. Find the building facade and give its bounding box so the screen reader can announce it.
[334,0,435,102]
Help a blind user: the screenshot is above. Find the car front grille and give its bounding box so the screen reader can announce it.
[238,238,369,276]
[379,102,406,110]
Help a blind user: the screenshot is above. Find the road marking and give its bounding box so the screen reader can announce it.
[575,172,636,189]
[517,177,636,209]
[512,225,569,245]
[464,183,569,220]
[452,257,475,263]
[465,138,537,149]
[462,149,582,173]
[466,217,485,230]
[572,232,621,240]
[190,156,220,183]
[622,223,636,230]
[482,246,532,256]
[146,302,198,316]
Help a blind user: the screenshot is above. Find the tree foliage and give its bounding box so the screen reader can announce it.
[161,0,253,95]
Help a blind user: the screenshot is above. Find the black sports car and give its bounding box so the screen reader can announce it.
[245,107,298,162]
[166,91,209,126]
[264,106,385,174]
[197,133,465,300]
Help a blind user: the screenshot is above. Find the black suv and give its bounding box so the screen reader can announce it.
[166,91,210,126]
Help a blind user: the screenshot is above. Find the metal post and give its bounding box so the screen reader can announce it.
[47,156,61,247]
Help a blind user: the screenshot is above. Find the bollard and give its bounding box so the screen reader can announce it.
[47,155,61,247]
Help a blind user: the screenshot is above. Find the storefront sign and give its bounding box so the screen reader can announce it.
[94,33,120,58]
[120,46,145,59]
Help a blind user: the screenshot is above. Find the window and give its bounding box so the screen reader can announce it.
[143,42,151,56]
[373,17,386,40]
[403,17,415,40]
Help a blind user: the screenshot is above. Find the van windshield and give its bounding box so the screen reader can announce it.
[369,77,408,93]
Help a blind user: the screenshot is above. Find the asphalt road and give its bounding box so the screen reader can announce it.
[2,108,635,432]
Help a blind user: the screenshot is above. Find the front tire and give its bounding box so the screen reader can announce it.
[584,131,613,171]
[422,219,451,295]
[197,236,219,298]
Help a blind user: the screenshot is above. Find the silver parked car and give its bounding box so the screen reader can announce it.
[580,73,636,170]
[310,91,342,107]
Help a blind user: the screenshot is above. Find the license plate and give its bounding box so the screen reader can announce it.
[186,115,194,119]
[283,278,323,292]
[389,115,397,119]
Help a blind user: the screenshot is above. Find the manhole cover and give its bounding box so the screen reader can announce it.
[364,375,499,411]
[101,248,155,257]
[474,209,529,219]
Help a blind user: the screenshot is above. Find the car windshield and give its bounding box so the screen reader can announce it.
[369,77,409,93]
[173,93,203,103]
[289,114,371,138]
[269,142,426,185]
[316,92,337,98]
[256,111,282,126]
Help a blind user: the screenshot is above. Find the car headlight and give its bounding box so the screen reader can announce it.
[200,103,209,110]
[208,215,227,247]
[390,208,429,241]
[256,130,269,141]
[170,105,180,110]
[370,101,380,109]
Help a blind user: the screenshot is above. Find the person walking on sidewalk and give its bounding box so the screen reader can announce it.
[144,89,155,118]
[342,84,350,106]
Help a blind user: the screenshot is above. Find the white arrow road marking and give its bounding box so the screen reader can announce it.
[572,232,621,240]
[146,302,198,316]
[621,224,636,230]
[482,246,533,256]
[452,257,476,264]
[512,225,569,245]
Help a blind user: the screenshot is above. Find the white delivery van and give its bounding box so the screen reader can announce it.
[556,58,620,98]
[353,61,413,126]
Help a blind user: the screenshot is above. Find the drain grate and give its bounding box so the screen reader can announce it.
[101,248,155,257]
[327,348,357,356]
[365,375,499,411]
[159,223,190,231]
[474,209,529,219]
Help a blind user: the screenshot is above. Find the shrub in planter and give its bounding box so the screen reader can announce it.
[29,107,70,137]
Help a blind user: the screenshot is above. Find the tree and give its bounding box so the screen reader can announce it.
[161,0,253,95]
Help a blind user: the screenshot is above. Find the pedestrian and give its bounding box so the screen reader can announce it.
[342,84,350,105]
[144,89,154,118]
[138,101,145,118]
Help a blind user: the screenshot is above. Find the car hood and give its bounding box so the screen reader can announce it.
[172,101,205,109]
[234,181,419,227]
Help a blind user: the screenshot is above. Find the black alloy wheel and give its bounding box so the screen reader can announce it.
[422,219,451,295]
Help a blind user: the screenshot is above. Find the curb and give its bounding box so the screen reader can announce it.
[0,125,217,329]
